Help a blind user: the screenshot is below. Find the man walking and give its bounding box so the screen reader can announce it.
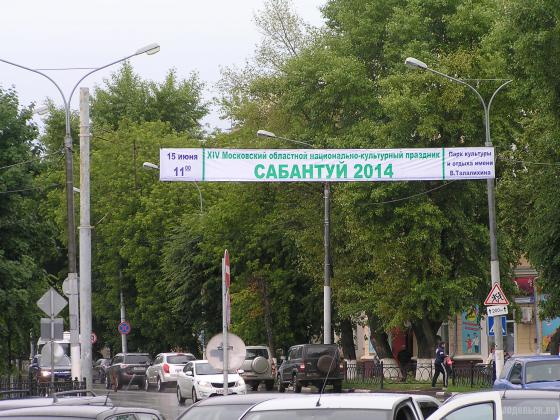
[431,341,448,389]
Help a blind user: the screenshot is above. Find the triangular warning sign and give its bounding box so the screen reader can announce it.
[484,283,509,306]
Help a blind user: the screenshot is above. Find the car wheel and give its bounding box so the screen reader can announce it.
[277,375,285,393]
[292,376,302,393]
[265,380,274,391]
[192,387,199,402]
[105,375,111,389]
[177,386,186,405]
[144,377,150,391]
[157,377,165,392]
[250,382,259,391]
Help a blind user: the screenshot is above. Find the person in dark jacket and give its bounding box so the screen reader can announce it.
[397,345,412,382]
[431,341,448,388]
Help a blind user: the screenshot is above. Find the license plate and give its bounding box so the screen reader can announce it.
[134,367,144,372]
[174,368,182,373]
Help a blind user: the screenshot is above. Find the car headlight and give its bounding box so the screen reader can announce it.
[41,370,51,377]
[197,380,212,388]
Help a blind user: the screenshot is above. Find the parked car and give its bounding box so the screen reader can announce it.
[0,390,112,411]
[176,360,246,404]
[240,346,275,391]
[276,343,343,393]
[105,352,151,390]
[493,355,560,390]
[427,389,560,420]
[28,354,72,383]
[239,393,441,420]
[145,352,196,392]
[177,393,301,420]
[92,358,111,384]
[0,404,163,419]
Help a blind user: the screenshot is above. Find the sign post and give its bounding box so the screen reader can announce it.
[484,284,509,363]
[37,288,67,393]
[222,250,230,395]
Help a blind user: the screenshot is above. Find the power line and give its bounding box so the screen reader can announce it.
[0,149,63,171]
[0,183,60,195]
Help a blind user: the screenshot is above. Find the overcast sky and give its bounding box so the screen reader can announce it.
[0,0,326,131]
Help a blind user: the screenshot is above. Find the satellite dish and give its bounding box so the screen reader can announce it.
[206,333,246,371]
[41,342,65,365]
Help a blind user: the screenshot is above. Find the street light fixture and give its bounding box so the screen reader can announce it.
[255,130,333,344]
[405,56,512,377]
[0,43,160,388]
[143,161,204,214]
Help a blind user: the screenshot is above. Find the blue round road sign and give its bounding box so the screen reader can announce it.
[118,321,131,335]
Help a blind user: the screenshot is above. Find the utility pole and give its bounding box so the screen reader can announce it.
[79,88,93,388]
[120,287,127,353]
[324,182,332,344]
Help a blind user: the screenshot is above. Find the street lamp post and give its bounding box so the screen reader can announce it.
[256,130,332,344]
[405,57,511,377]
[0,43,160,386]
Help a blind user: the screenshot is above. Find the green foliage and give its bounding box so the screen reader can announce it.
[0,87,52,372]
[92,63,208,135]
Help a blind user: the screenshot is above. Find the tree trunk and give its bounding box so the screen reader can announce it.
[340,318,356,360]
[411,318,441,359]
[256,276,275,355]
[550,327,560,355]
[366,311,393,359]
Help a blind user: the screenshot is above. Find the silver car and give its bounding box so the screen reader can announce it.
[240,346,275,391]
[145,352,196,392]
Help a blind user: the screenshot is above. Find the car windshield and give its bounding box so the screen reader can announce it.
[503,398,560,420]
[195,363,235,375]
[525,361,560,383]
[179,404,252,420]
[246,349,269,360]
[168,354,194,364]
[125,355,151,364]
[243,409,391,420]
[305,345,337,358]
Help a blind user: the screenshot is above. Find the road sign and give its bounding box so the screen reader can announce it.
[41,341,65,365]
[206,332,246,370]
[484,283,509,306]
[40,318,63,341]
[37,288,67,317]
[487,305,508,317]
[118,321,131,335]
[488,315,507,336]
[91,332,97,344]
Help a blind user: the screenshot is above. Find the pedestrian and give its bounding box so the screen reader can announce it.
[486,344,496,382]
[397,345,412,382]
[431,341,448,389]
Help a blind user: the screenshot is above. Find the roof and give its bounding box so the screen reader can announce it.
[247,393,412,411]
[447,389,560,403]
[0,405,161,418]
[509,355,560,362]
[191,393,303,407]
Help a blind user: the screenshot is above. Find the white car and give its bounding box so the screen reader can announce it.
[176,360,246,404]
[239,393,441,419]
[427,390,560,420]
[144,352,196,392]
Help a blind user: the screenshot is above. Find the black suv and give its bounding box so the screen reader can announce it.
[105,352,151,390]
[276,344,343,393]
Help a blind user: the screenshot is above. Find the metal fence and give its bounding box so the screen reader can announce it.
[0,377,86,399]
[343,360,494,389]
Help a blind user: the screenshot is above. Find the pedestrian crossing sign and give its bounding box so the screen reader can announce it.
[484,283,509,306]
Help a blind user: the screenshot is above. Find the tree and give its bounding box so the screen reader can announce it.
[0,87,53,372]
[92,63,208,135]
